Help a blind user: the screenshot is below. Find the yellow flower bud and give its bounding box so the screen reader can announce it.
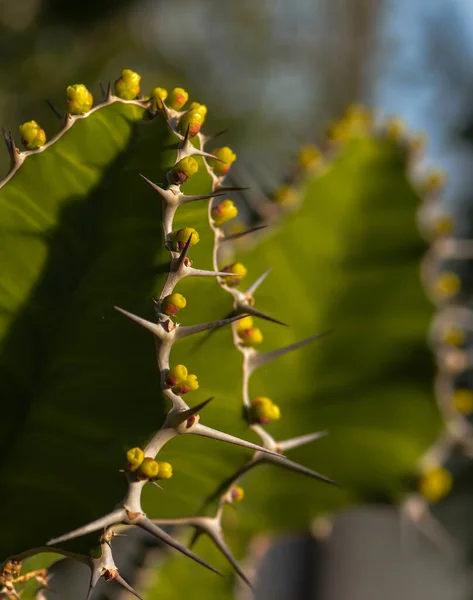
[425,170,446,193]
[114,69,141,100]
[236,316,254,332]
[149,87,168,111]
[166,364,188,387]
[177,108,205,138]
[272,184,298,207]
[66,84,93,115]
[298,144,322,170]
[221,262,247,287]
[442,325,465,347]
[419,466,452,503]
[156,461,173,480]
[231,485,244,502]
[126,447,145,472]
[207,147,237,176]
[168,87,189,111]
[211,199,238,227]
[19,120,46,150]
[189,102,208,118]
[434,272,460,299]
[171,227,200,251]
[170,156,199,185]
[162,293,187,316]
[137,457,160,480]
[385,116,406,141]
[453,388,473,415]
[432,214,454,236]
[173,373,199,395]
[250,397,281,424]
[238,327,263,347]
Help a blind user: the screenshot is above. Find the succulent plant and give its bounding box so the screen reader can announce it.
[0,75,447,599]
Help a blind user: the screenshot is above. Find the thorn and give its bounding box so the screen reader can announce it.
[176,233,194,270]
[203,460,260,507]
[175,314,248,340]
[46,509,125,546]
[182,124,191,147]
[244,268,272,297]
[151,481,165,490]
[189,146,226,162]
[106,81,112,100]
[279,431,328,452]
[139,174,169,199]
[188,528,202,550]
[2,129,18,162]
[115,574,144,600]
[135,517,222,576]
[114,306,162,338]
[188,423,281,457]
[184,267,242,279]
[222,225,267,242]
[160,100,172,124]
[240,304,287,326]
[100,81,107,99]
[180,190,227,204]
[46,100,65,120]
[249,330,333,372]
[265,452,337,486]
[177,397,214,421]
[209,532,253,589]
[214,186,250,193]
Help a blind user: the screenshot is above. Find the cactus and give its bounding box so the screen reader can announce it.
[0,77,441,599]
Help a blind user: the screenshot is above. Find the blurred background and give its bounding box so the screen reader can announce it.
[3,0,473,598]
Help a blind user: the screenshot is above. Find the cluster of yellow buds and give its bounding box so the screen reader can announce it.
[178,102,208,138]
[237,316,263,347]
[126,448,173,480]
[327,104,372,142]
[441,325,465,347]
[165,364,199,395]
[250,397,280,424]
[19,121,46,150]
[424,169,446,194]
[211,199,238,227]
[221,262,247,287]
[161,293,187,316]
[114,69,141,100]
[66,84,93,115]
[207,147,237,176]
[171,227,200,251]
[170,156,199,185]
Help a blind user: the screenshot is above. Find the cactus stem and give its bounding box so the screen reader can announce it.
[248,330,332,373]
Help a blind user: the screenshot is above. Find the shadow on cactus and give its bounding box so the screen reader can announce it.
[0,73,440,599]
